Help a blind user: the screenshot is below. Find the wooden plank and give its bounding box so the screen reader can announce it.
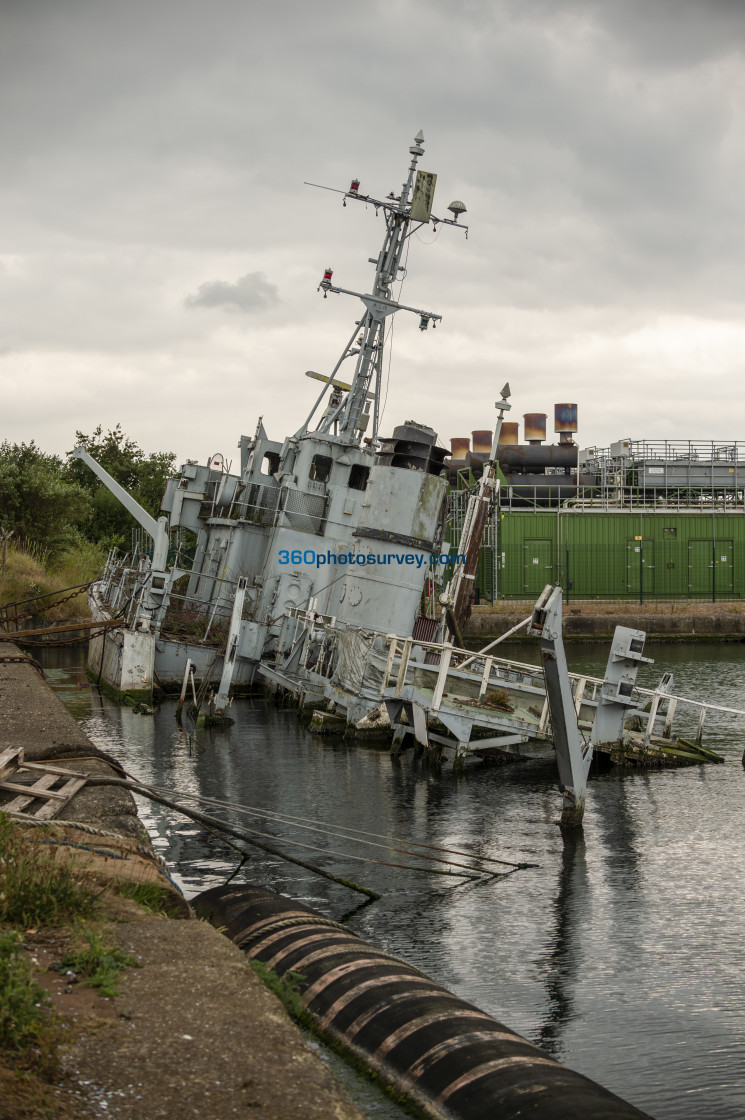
[0,746,23,780]
[23,761,88,779]
[34,777,87,819]
[0,780,69,800]
[13,618,124,639]
[2,772,60,814]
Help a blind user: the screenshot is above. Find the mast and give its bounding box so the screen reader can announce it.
[299,131,468,445]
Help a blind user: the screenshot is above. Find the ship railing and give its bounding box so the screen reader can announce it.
[223,481,330,536]
[376,632,745,743]
[160,590,233,645]
[228,480,282,525]
[283,607,745,742]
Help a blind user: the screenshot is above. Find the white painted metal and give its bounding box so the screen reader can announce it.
[528,585,592,827]
[214,579,248,714]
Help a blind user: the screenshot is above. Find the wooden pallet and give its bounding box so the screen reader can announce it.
[0,746,88,819]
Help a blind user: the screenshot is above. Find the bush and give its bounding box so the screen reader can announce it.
[0,442,91,558]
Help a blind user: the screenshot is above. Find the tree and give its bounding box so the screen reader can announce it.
[0,441,91,556]
[66,425,177,551]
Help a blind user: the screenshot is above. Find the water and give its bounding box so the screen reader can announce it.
[37,643,745,1120]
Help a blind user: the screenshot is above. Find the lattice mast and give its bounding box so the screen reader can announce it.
[300,131,467,444]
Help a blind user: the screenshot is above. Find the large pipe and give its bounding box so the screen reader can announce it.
[474,444,579,471]
[195,884,652,1120]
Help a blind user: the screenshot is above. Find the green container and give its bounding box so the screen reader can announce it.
[495,510,743,601]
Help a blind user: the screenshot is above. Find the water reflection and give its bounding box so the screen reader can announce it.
[29,643,745,1120]
[535,833,588,1059]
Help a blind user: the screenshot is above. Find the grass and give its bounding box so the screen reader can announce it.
[0,814,96,929]
[249,960,307,1019]
[249,959,425,1120]
[0,817,144,1114]
[0,931,50,1051]
[115,880,176,916]
[0,539,105,622]
[57,928,139,999]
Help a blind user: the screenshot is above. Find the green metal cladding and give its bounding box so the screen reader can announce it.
[496,510,744,600]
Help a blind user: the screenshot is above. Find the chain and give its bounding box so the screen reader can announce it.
[0,654,45,675]
[15,622,124,648]
[0,582,94,628]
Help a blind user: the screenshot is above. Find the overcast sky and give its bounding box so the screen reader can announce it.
[3,0,745,469]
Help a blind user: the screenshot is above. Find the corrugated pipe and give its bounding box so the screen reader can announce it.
[195,885,653,1120]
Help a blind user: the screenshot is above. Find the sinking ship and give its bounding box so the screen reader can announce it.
[74,133,728,827]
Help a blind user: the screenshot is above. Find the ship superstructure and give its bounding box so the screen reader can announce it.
[76,132,467,700]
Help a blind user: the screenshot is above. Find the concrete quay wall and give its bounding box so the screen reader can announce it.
[466,601,745,642]
[0,642,366,1120]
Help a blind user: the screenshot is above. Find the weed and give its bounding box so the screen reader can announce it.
[249,960,307,1019]
[0,815,96,929]
[115,880,174,915]
[0,932,50,1051]
[249,959,425,1120]
[57,928,139,999]
[481,687,513,712]
[0,539,105,620]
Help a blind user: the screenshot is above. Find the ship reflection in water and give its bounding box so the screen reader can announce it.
[41,642,745,1120]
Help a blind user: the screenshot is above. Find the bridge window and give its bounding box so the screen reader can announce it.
[348,465,370,491]
[309,454,333,483]
[262,452,280,476]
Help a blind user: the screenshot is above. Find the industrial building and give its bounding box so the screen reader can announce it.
[448,406,745,601]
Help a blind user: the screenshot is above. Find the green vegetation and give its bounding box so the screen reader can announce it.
[249,959,425,1120]
[67,423,176,552]
[0,424,176,612]
[0,931,50,1051]
[0,812,140,1101]
[115,880,176,915]
[0,441,91,557]
[481,687,513,712]
[249,960,307,1019]
[57,928,139,999]
[0,814,96,929]
[0,538,106,623]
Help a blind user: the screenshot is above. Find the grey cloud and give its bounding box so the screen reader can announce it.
[4,0,745,459]
[185,272,279,313]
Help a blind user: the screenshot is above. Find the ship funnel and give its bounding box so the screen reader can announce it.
[524,413,547,445]
[554,403,578,445]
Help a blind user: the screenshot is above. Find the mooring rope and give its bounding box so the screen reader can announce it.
[136,782,532,873]
[80,776,382,900]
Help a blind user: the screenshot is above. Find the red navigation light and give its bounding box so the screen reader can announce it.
[350,179,360,194]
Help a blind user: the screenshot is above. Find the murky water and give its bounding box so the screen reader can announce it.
[36,642,745,1120]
